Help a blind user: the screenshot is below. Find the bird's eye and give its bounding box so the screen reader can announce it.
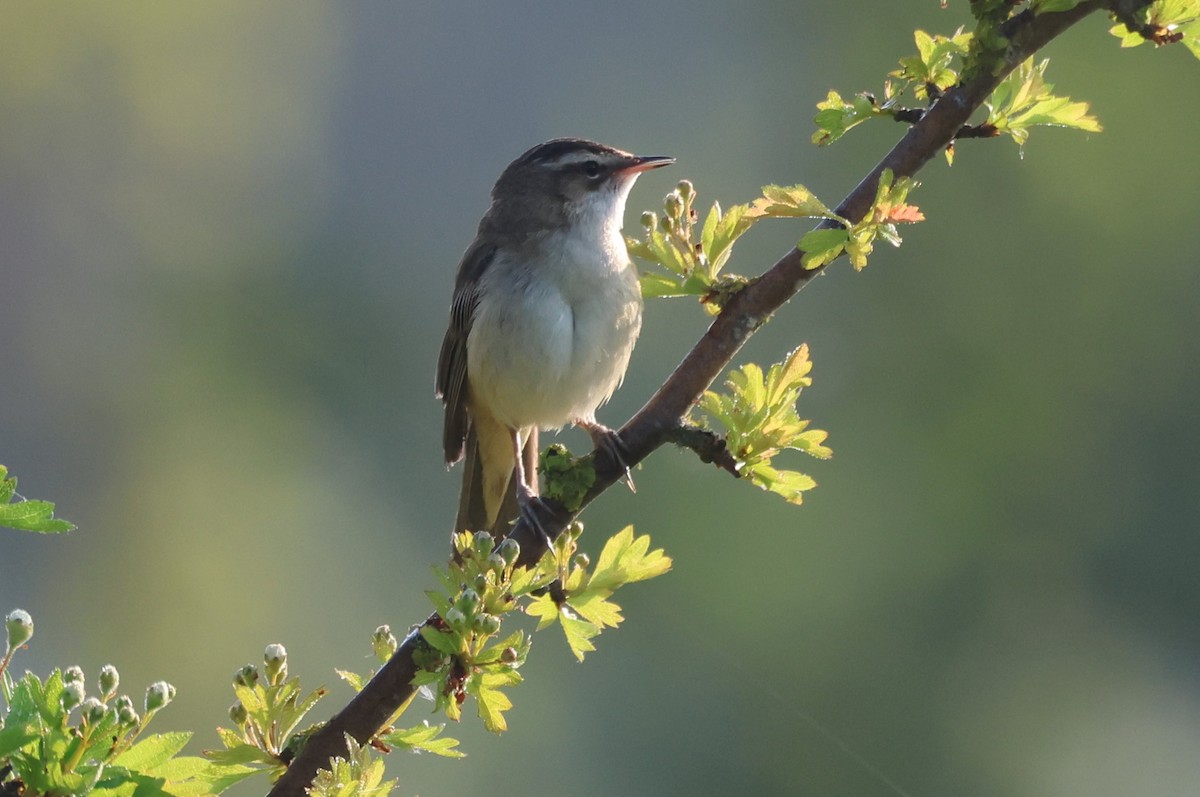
[582,160,602,179]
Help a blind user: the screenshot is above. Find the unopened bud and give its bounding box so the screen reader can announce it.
[234,664,259,688]
[500,647,519,664]
[115,695,138,726]
[573,553,590,570]
[64,665,85,684]
[496,538,520,567]
[229,701,248,725]
[144,681,175,713]
[676,180,695,201]
[264,643,288,684]
[98,664,120,699]
[444,607,466,629]
[486,553,507,573]
[473,530,495,557]
[457,589,480,616]
[640,211,657,229]
[61,680,86,711]
[4,609,33,649]
[473,613,501,635]
[82,697,108,725]
[664,191,683,219]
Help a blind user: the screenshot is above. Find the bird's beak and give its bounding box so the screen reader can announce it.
[620,155,675,174]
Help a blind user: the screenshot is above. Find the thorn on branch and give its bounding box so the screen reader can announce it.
[665,423,740,477]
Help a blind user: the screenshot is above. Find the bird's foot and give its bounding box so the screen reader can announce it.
[516,485,558,550]
[579,421,635,493]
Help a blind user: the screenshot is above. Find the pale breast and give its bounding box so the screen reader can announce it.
[467,226,643,431]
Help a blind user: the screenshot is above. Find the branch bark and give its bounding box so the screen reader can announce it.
[268,3,1132,793]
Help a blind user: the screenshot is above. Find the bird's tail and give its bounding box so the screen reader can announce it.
[454,425,539,541]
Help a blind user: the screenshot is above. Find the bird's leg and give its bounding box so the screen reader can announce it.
[511,429,554,548]
[576,420,635,493]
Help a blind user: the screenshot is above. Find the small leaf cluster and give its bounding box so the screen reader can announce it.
[207,643,327,784]
[308,735,395,797]
[628,181,844,310]
[1,608,244,796]
[417,526,670,731]
[696,345,832,505]
[813,29,971,147]
[0,465,74,534]
[418,531,533,733]
[1111,0,1200,57]
[628,179,753,313]
[814,24,1103,160]
[984,57,1102,153]
[525,526,671,662]
[800,170,925,271]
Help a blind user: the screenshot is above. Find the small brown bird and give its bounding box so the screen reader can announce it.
[436,138,673,538]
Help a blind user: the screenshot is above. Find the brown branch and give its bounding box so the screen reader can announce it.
[664,423,740,477]
[267,3,1132,793]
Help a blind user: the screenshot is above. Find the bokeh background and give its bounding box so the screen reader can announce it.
[2,3,1198,796]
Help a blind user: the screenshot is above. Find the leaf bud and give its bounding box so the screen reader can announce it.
[233,664,259,688]
[229,701,248,725]
[496,538,520,567]
[4,609,33,649]
[372,625,398,663]
[98,664,120,699]
[144,680,176,713]
[61,679,86,711]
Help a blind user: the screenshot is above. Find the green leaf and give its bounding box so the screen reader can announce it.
[587,526,672,592]
[382,722,466,758]
[812,90,882,146]
[112,732,193,772]
[419,625,460,656]
[469,670,520,733]
[0,466,75,534]
[558,607,601,663]
[985,58,1101,153]
[799,228,849,269]
[0,726,36,759]
[335,669,366,693]
[524,593,560,630]
[569,592,624,630]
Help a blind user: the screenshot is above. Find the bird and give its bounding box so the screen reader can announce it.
[436,138,673,540]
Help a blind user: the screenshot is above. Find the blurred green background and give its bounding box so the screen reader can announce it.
[2,3,1198,796]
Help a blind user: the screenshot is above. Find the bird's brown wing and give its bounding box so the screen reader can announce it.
[436,240,496,465]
